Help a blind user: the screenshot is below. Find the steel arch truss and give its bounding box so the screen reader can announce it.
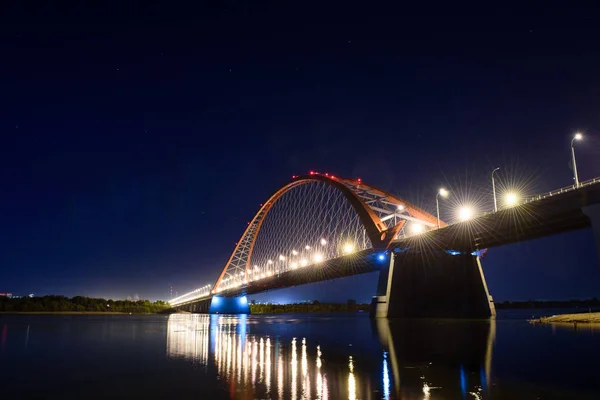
[213,174,443,293]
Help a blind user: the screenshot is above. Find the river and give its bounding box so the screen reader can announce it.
[1,309,599,399]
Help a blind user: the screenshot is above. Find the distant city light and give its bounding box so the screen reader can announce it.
[279,254,286,261]
[267,260,273,265]
[292,250,298,256]
[300,259,308,267]
[313,253,324,263]
[305,245,311,250]
[320,238,327,246]
[458,206,474,221]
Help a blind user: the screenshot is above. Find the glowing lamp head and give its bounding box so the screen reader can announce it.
[397,204,405,211]
[343,243,355,254]
[504,192,519,207]
[458,206,474,221]
[574,132,583,141]
[439,188,449,198]
[410,223,424,234]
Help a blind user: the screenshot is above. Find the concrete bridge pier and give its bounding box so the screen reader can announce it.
[208,295,250,314]
[371,251,495,319]
[174,295,251,314]
[583,204,600,268]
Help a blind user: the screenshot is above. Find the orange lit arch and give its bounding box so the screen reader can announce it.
[213,174,443,291]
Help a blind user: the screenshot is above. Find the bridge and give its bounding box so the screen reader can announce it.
[169,172,600,318]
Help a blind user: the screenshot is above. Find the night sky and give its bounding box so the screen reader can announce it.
[2,3,600,302]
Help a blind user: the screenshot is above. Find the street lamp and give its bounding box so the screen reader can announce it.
[491,167,500,212]
[458,206,474,221]
[571,132,583,188]
[410,223,424,235]
[504,192,519,207]
[436,188,449,229]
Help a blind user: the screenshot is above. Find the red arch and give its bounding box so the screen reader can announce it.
[213,174,441,291]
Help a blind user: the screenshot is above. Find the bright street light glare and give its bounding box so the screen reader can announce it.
[458,206,474,221]
[313,253,324,263]
[574,132,583,140]
[439,188,449,198]
[504,192,519,207]
[410,223,424,234]
[343,243,355,254]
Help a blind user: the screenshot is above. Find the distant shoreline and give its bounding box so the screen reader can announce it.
[530,312,600,324]
[0,311,129,315]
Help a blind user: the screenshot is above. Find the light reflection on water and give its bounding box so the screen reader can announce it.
[166,314,495,399]
[2,313,600,398]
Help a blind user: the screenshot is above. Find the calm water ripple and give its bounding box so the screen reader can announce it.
[1,310,599,399]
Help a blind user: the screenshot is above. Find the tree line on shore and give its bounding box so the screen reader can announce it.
[0,295,170,313]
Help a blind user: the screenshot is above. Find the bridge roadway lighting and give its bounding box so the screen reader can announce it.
[491,167,500,212]
[504,192,519,207]
[458,206,474,221]
[571,132,583,188]
[343,243,355,254]
[436,188,449,229]
[410,223,424,235]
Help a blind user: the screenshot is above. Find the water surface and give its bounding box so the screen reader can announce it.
[1,310,599,399]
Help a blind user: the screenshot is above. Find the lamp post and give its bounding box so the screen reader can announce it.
[436,188,449,229]
[571,132,583,188]
[491,167,500,212]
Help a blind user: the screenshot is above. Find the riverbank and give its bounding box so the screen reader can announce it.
[0,311,127,315]
[530,312,600,324]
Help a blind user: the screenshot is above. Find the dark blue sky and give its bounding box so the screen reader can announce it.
[1,2,599,301]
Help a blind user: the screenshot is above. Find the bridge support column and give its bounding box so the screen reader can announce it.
[372,251,495,319]
[583,204,600,269]
[208,295,251,315]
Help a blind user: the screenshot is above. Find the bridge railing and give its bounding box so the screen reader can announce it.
[477,176,600,218]
[521,176,600,204]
